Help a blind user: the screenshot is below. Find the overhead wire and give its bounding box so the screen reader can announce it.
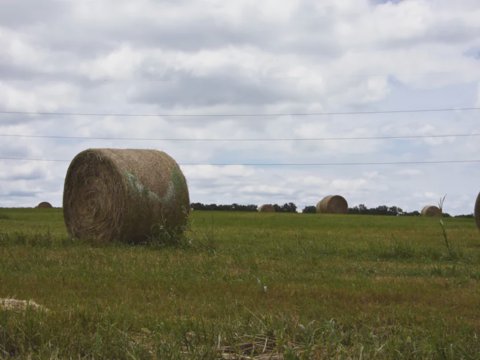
[0,132,479,142]
[1,106,479,167]
[1,157,480,166]
[0,106,478,118]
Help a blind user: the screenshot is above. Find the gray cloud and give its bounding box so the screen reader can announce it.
[4,190,39,197]
[133,75,292,107]
[0,0,479,213]
[0,0,69,28]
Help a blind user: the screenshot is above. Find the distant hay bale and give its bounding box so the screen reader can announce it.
[316,195,348,214]
[36,201,53,209]
[258,204,275,212]
[63,148,190,243]
[475,193,480,230]
[421,205,442,217]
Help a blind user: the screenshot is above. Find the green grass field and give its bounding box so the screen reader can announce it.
[0,208,479,359]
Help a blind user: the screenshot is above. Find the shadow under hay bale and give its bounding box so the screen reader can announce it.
[316,195,348,214]
[258,204,275,212]
[421,205,442,217]
[63,148,190,243]
[36,201,53,209]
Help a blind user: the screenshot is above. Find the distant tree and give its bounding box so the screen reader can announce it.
[191,202,206,210]
[272,203,297,213]
[189,203,257,212]
[375,205,388,215]
[302,206,316,214]
[283,202,297,213]
[349,204,403,216]
[455,213,474,218]
[387,206,403,216]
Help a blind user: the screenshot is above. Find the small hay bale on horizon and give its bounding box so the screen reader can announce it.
[36,201,53,209]
[421,205,442,217]
[316,195,348,214]
[63,148,190,243]
[258,204,275,212]
[474,193,480,229]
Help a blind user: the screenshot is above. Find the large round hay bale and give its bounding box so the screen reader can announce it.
[421,205,442,217]
[316,195,348,214]
[475,193,480,230]
[36,201,53,209]
[258,204,275,212]
[63,148,190,243]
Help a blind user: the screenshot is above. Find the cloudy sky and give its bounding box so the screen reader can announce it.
[1,0,480,214]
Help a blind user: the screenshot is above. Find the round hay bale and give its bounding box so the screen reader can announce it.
[421,205,442,217]
[36,201,53,209]
[63,148,190,243]
[316,195,348,214]
[258,204,275,212]
[475,193,480,230]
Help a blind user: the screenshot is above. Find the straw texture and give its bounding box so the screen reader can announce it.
[421,205,442,217]
[316,195,348,214]
[63,148,190,243]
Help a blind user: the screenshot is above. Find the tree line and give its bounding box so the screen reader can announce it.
[300,204,411,215]
[190,202,297,212]
[190,202,473,217]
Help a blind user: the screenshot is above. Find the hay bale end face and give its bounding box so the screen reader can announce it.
[421,205,442,217]
[63,148,190,243]
[316,195,348,214]
[475,193,480,230]
[36,201,53,209]
[258,204,275,212]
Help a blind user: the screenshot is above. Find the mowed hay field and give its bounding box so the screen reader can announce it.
[1,208,480,359]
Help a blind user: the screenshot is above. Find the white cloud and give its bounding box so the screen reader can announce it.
[81,45,144,81]
[0,0,479,213]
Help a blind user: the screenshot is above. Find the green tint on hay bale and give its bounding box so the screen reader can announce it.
[36,202,53,209]
[421,205,442,217]
[475,193,480,230]
[63,149,190,243]
[316,195,348,214]
[258,204,275,212]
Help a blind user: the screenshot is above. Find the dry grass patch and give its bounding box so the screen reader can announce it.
[0,298,48,312]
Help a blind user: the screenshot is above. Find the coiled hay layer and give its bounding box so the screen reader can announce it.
[316,195,348,214]
[475,193,480,230]
[421,205,442,217]
[63,149,190,243]
[258,204,275,212]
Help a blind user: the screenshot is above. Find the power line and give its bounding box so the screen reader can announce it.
[0,132,479,142]
[181,160,480,166]
[1,156,480,166]
[0,107,478,118]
